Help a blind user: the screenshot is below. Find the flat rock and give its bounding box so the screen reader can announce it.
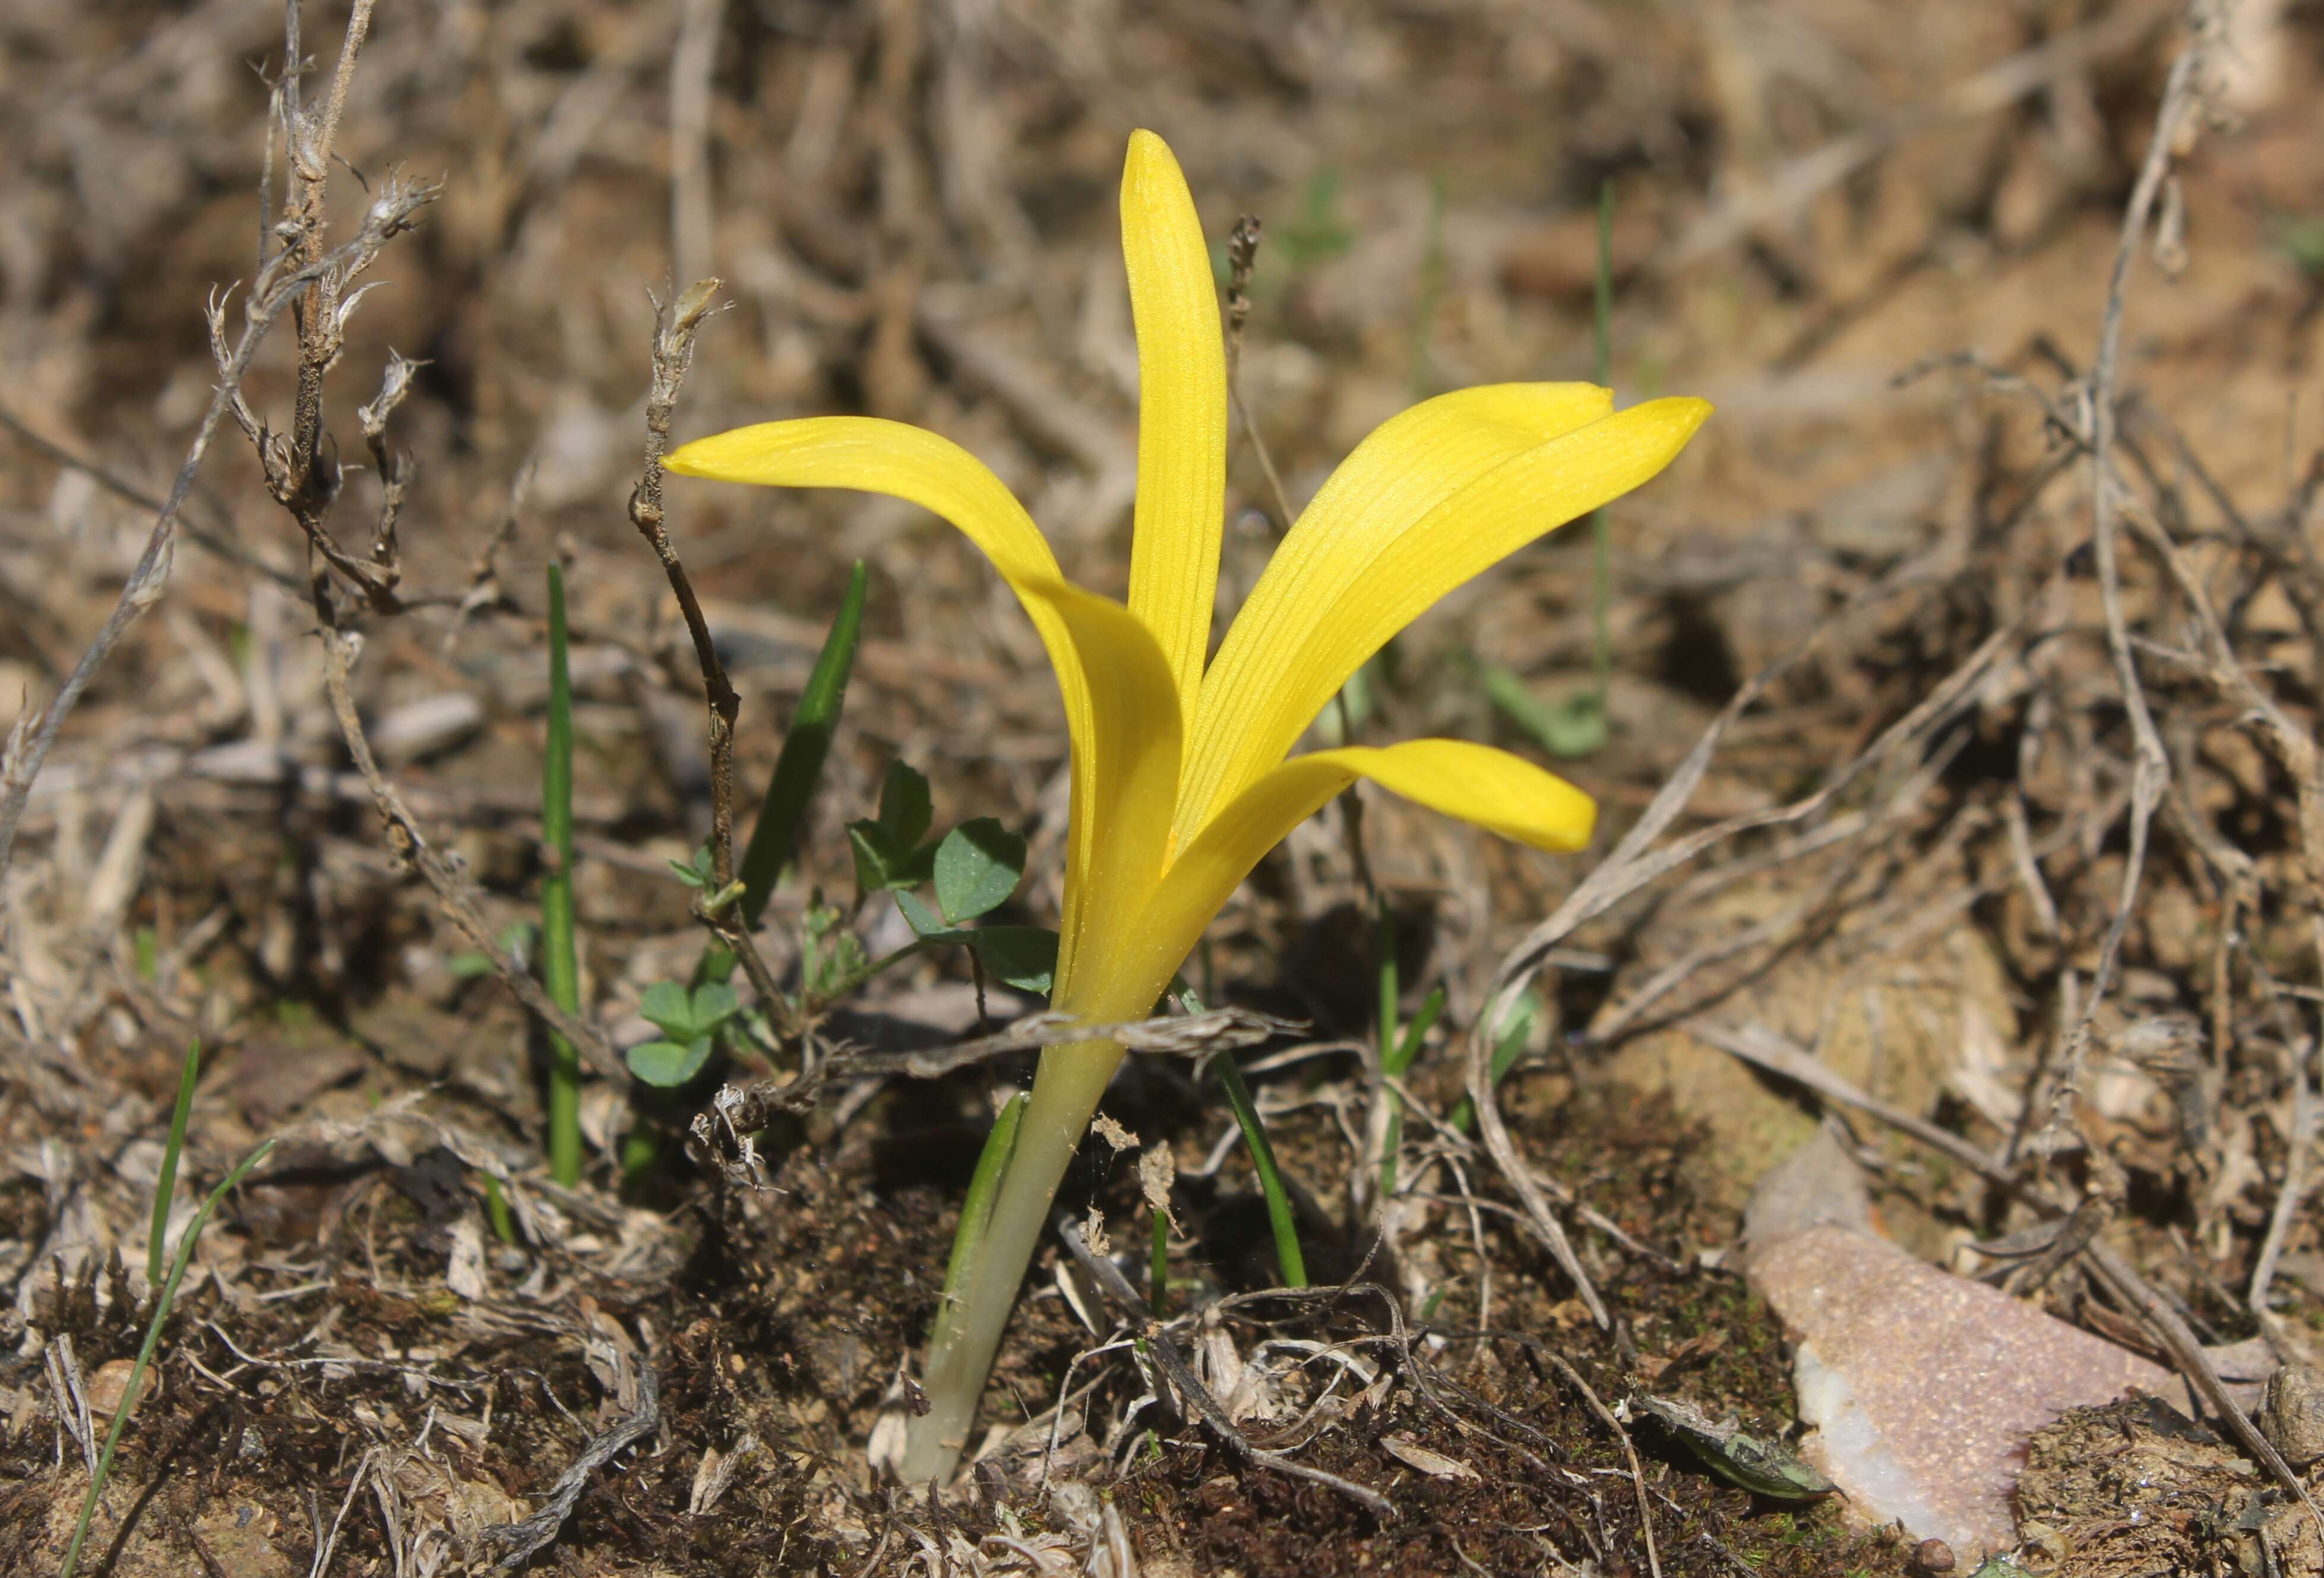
[1750,1225,2173,1558]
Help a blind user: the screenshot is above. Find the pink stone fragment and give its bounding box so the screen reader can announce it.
[1748,1226,2174,1559]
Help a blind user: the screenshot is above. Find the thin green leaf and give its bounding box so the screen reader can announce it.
[542,562,583,1188]
[1582,176,1615,749]
[1150,1210,1170,1318]
[1449,989,1542,1134]
[1386,986,1444,1079]
[848,820,900,893]
[940,1092,1027,1316]
[934,818,1025,924]
[736,562,868,928]
[62,1139,274,1578]
[483,1174,517,1245]
[148,1040,200,1288]
[1374,895,1399,1071]
[1210,1052,1306,1288]
[1480,659,1605,758]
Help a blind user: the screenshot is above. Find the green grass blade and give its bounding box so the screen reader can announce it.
[738,561,868,929]
[1409,172,1449,397]
[62,1138,274,1578]
[1149,1209,1170,1317]
[1210,1053,1307,1288]
[147,1040,200,1287]
[543,561,583,1187]
[482,1173,517,1245]
[1374,896,1399,1070]
[1594,179,1614,388]
[1449,998,1536,1134]
[939,1093,1027,1327]
[1377,986,1444,1201]
[1388,986,1446,1079]
[1588,177,1615,728]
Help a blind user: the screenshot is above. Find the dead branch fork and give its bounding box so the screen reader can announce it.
[229,1,625,1081]
[0,2,417,892]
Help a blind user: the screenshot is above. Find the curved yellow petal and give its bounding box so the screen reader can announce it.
[1177,382,1610,837]
[1076,739,1596,1023]
[666,417,1180,973]
[1121,129,1228,742]
[1178,392,1710,845]
[1026,579,1181,992]
[669,416,1063,580]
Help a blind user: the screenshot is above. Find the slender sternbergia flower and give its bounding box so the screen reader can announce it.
[668,130,1709,1480]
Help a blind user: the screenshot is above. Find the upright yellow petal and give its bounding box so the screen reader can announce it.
[1177,384,1605,834]
[1177,394,1709,845]
[1074,739,1596,1023]
[666,418,1178,975]
[1026,579,1181,991]
[1121,129,1228,741]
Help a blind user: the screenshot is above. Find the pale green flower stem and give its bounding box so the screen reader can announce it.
[899,1036,1123,1482]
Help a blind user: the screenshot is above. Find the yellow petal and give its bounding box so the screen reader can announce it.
[668,416,1064,585]
[665,417,1179,976]
[1121,129,1228,743]
[1027,579,1181,992]
[1178,392,1709,845]
[1074,739,1596,1023]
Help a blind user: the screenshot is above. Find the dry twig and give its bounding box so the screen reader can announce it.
[0,160,429,890]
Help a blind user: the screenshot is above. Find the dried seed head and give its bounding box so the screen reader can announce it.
[1226,214,1261,341]
[1138,1146,1178,1236]
[674,277,723,333]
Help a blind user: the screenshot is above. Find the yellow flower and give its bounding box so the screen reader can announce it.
[668,130,1708,1476]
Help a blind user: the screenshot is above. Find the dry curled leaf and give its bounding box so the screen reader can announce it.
[1381,1431,1479,1481]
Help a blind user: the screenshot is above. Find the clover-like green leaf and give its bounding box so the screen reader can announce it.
[849,819,937,894]
[877,760,932,847]
[934,818,1025,924]
[896,888,948,938]
[640,980,694,1038]
[965,927,1057,996]
[690,981,739,1032]
[627,1036,713,1088]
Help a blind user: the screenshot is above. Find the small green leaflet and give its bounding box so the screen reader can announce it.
[876,760,931,846]
[640,980,738,1041]
[1621,1393,1835,1501]
[627,1035,713,1087]
[934,818,1025,924]
[848,761,942,893]
[894,891,1058,996]
[628,980,743,1088]
[1479,660,1606,759]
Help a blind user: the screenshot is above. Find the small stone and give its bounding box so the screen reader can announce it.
[1748,1225,2173,1559]
[2257,1363,2324,1466]
[86,1359,148,1419]
[1912,1537,1957,1573]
